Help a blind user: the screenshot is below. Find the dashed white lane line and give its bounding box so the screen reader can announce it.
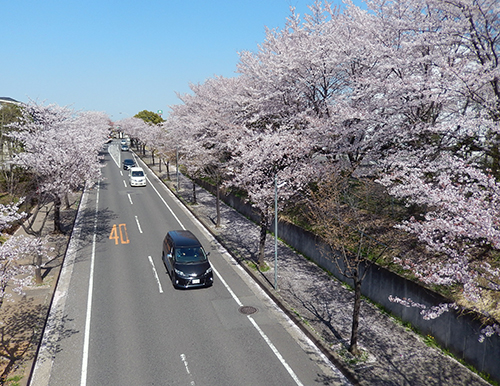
[135,215,143,233]
[180,354,196,386]
[148,255,164,294]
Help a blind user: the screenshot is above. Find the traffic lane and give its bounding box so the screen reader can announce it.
[94,154,344,385]
[88,234,304,386]
[129,157,347,385]
[88,247,183,385]
[44,188,99,386]
[92,188,303,384]
[140,214,345,382]
[87,182,190,384]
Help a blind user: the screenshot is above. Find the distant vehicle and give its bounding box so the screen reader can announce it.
[122,158,135,170]
[162,230,213,289]
[121,144,129,151]
[129,167,146,187]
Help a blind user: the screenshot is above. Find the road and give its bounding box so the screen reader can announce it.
[29,141,349,386]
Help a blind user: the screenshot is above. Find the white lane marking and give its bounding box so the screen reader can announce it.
[212,266,304,386]
[135,216,143,233]
[180,354,196,386]
[247,316,304,385]
[123,180,127,187]
[128,193,133,205]
[109,143,120,167]
[142,163,305,386]
[80,182,100,386]
[148,256,164,293]
[144,174,185,229]
[29,187,91,386]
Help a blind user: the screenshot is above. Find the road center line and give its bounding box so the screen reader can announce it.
[128,193,133,205]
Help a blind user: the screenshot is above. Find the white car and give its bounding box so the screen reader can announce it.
[129,167,146,187]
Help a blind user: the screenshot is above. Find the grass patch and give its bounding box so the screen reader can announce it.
[6,375,23,386]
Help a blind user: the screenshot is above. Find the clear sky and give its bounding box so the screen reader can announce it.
[2,0,358,121]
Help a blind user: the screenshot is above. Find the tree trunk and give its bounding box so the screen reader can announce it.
[34,253,43,285]
[258,215,268,268]
[166,160,170,180]
[349,274,362,357]
[216,177,221,227]
[53,196,62,233]
[192,181,197,204]
[22,202,51,237]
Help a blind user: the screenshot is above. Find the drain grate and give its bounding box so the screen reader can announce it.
[239,306,258,315]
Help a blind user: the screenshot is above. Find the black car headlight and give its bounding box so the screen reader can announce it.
[174,268,189,278]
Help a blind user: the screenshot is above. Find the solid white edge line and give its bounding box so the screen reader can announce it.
[29,187,90,386]
[212,265,303,386]
[144,174,185,229]
[80,181,100,386]
[247,315,305,386]
[148,256,164,293]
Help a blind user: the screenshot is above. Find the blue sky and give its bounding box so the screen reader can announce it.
[2,0,360,120]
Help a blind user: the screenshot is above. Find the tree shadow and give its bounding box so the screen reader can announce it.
[0,298,78,384]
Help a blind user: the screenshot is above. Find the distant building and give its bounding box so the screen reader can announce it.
[0,97,23,166]
[0,97,21,106]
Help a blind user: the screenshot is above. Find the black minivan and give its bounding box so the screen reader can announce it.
[162,230,213,289]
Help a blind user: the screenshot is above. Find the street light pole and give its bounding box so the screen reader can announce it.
[176,146,179,191]
[274,175,287,290]
[274,174,278,290]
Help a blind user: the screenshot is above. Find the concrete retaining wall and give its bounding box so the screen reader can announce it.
[198,179,500,384]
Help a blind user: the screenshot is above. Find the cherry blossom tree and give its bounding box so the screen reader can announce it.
[167,76,248,224]
[227,126,318,267]
[0,201,50,308]
[307,172,389,356]
[115,116,150,152]
[358,0,500,338]
[9,102,110,233]
[235,0,500,338]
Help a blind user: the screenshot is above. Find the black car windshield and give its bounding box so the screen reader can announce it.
[175,247,207,263]
[131,171,144,176]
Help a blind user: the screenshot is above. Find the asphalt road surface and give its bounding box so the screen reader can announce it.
[29,142,350,386]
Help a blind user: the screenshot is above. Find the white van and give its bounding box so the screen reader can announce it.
[129,167,146,187]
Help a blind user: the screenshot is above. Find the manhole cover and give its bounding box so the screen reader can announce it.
[239,306,258,315]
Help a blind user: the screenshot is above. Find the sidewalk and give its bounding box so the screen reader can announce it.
[2,194,80,386]
[139,155,492,386]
